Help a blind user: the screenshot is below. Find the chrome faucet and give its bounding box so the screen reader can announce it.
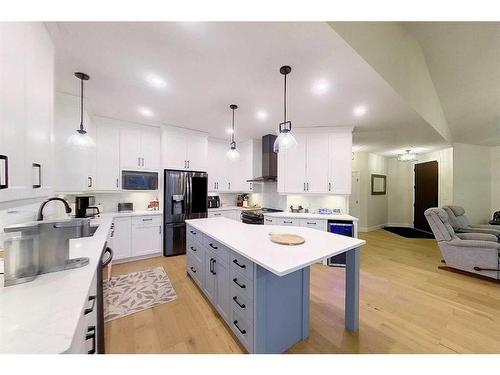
[37,197,72,221]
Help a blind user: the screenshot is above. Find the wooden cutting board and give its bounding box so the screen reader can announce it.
[269,233,305,246]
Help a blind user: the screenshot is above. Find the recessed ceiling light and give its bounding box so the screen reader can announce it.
[311,79,330,95]
[138,107,154,117]
[146,74,167,89]
[226,127,234,134]
[353,105,367,117]
[256,110,268,120]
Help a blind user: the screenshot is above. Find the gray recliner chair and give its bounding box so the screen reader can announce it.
[443,205,500,237]
[425,208,500,280]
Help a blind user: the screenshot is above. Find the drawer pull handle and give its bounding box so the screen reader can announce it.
[86,326,96,354]
[233,320,246,335]
[209,243,218,250]
[190,230,196,235]
[284,221,293,224]
[233,278,246,289]
[190,246,197,252]
[232,259,246,269]
[142,218,153,221]
[190,266,197,273]
[306,222,316,225]
[84,295,96,315]
[233,296,246,309]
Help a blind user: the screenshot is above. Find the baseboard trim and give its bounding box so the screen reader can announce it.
[387,223,413,228]
[113,252,162,265]
[359,223,387,233]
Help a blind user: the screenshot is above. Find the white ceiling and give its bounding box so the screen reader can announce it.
[406,22,500,146]
[46,22,448,155]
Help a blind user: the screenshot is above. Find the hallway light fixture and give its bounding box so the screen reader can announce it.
[67,72,96,148]
[397,149,418,162]
[226,104,240,161]
[273,65,297,153]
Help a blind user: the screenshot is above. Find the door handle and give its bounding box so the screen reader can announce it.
[86,326,96,354]
[0,154,8,189]
[84,295,96,315]
[233,296,246,309]
[233,278,246,289]
[232,259,246,269]
[233,320,246,335]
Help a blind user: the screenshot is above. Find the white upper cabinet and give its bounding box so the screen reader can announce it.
[328,132,352,194]
[305,133,329,193]
[120,124,160,171]
[277,128,353,195]
[0,23,54,202]
[207,138,255,193]
[95,118,120,190]
[162,127,208,171]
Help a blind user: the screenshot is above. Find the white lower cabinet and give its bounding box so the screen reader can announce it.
[278,218,299,226]
[110,214,162,262]
[299,218,327,231]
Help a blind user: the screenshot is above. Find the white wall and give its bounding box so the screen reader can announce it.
[490,146,500,217]
[453,143,491,224]
[352,152,388,231]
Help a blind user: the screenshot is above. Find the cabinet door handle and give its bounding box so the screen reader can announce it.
[84,295,96,315]
[190,266,197,273]
[233,278,246,289]
[233,259,246,269]
[142,218,153,221]
[190,230,197,235]
[86,326,96,354]
[87,176,92,188]
[212,258,216,275]
[142,157,145,167]
[233,296,246,309]
[0,154,8,189]
[233,320,246,335]
[116,178,119,188]
[209,258,213,274]
[187,160,190,169]
[190,246,197,252]
[284,221,293,224]
[32,163,41,188]
[216,182,218,190]
[138,157,141,166]
[307,222,317,225]
[209,243,218,250]
[303,182,306,191]
[306,182,309,191]
[159,225,162,235]
[228,182,231,190]
[101,247,114,268]
[328,182,331,191]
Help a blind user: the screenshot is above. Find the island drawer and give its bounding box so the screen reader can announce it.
[277,218,299,226]
[203,237,230,264]
[230,251,254,280]
[299,218,327,231]
[231,286,253,320]
[187,226,204,243]
[187,238,204,264]
[231,308,253,352]
[230,268,254,300]
[132,215,162,227]
[187,253,202,287]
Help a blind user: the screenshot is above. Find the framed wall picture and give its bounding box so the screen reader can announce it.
[371,174,386,195]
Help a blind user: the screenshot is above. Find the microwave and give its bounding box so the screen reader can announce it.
[122,170,158,190]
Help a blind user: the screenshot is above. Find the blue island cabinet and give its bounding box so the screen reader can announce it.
[186,224,310,353]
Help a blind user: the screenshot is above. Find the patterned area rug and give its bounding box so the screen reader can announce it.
[104,266,177,322]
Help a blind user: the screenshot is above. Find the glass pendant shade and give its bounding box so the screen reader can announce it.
[273,130,298,153]
[68,72,95,149]
[397,150,417,162]
[226,104,239,161]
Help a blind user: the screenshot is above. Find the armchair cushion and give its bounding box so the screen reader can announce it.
[456,232,499,242]
[449,238,500,250]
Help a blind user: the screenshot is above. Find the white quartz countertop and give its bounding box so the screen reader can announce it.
[208,206,260,212]
[185,217,365,276]
[263,212,358,222]
[0,210,161,354]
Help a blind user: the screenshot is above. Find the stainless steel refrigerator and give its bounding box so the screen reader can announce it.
[163,169,208,256]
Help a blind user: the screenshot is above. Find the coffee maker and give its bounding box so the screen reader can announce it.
[75,196,99,218]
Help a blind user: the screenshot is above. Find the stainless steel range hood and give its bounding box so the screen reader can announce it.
[247,134,277,182]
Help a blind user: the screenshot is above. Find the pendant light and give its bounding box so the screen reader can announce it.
[273,65,297,153]
[67,72,96,148]
[225,104,240,160]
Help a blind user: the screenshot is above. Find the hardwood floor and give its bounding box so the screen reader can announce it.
[105,229,500,354]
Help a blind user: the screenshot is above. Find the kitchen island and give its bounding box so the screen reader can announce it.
[185,217,366,353]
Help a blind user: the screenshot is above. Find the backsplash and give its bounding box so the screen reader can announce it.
[248,183,286,210]
[285,195,349,214]
[63,192,158,213]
